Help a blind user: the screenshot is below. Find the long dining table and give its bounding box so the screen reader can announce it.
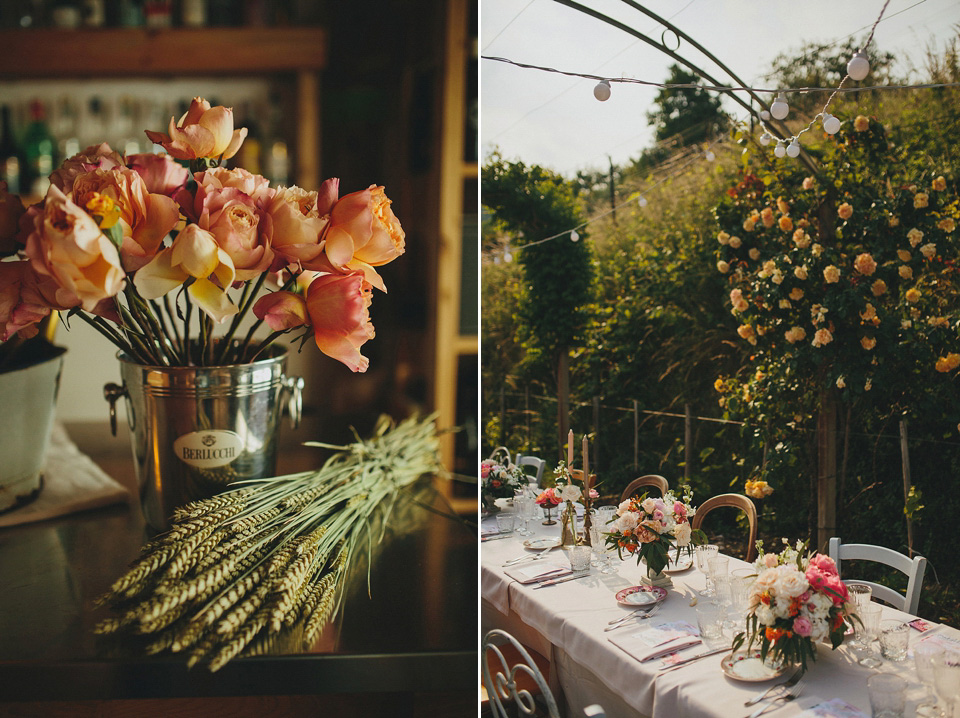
[480,506,958,718]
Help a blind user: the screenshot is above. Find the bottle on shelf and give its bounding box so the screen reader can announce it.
[262,96,289,186]
[80,95,107,150]
[116,0,144,27]
[180,0,206,27]
[49,0,82,28]
[54,95,81,161]
[82,0,105,26]
[0,105,24,195]
[22,99,56,198]
[143,0,171,28]
[232,100,262,176]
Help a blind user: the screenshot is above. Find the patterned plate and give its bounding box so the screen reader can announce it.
[614,585,668,607]
[523,538,561,550]
[720,650,786,682]
[664,553,694,574]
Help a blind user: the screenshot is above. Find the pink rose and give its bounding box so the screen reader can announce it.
[48,143,125,193]
[305,271,375,373]
[792,616,813,637]
[126,152,190,196]
[809,553,838,576]
[0,261,53,340]
[763,553,778,569]
[589,488,599,499]
[673,501,687,518]
[823,575,849,605]
[480,461,492,479]
[23,185,125,311]
[265,184,330,269]
[805,566,828,592]
[253,290,309,331]
[145,97,247,161]
[0,182,26,255]
[318,185,405,291]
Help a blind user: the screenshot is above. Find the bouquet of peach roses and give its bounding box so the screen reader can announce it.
[0,96,404,371]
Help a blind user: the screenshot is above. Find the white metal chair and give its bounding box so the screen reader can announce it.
[827,537,927,614]
[482,629,559,718]
[516,455,546,485]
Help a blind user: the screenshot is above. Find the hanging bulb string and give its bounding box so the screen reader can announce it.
[482,56,960,95]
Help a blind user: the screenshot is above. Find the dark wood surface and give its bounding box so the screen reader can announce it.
[0,429,477,714]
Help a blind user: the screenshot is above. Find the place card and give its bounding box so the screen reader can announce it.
[609,621,701,663]
[801,699,868,718]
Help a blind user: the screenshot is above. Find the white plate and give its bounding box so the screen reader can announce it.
[664,553,694,574]
[523,538,561,550]
[720,651,786,682]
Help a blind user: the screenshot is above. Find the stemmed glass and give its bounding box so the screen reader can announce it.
[934,650,960,718]
[514,495,531,536]
[694,545,719,596]
[915,641,945,717]
[857,603,883,668]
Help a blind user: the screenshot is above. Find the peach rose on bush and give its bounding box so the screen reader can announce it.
[760,207,775,228]
[932,176,947,191]
[853,252,877,275]
[837,202,853,220]
[899,265,913,280]
[784,326,806,343]
[716,260,730,273]
[789,287,804,301]
[938,218,955,233]
[812,328,833,347]
[730,288,749,312]
[305,270,376,373]
[778,215,793,232]
[853,115,870,132]
[748,248,760,260]
[717,230,730,245]
[823,265,841,283]
[905,288,921,303]
[860,336,876,350]
[936,353,960,372]
[728,235,742,249]
[737,324,757,345]
[145,96,247,161]
[920,243,937,259]
[802,177,814,190]
[914,192,929,209]
[871,279,887,296]
[907,228,924,247]
[23,185,125,311]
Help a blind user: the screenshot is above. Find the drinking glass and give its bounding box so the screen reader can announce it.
[727,575,753,633]
[858,603,883,668]
[867,673,906,718]
[695,600,724,642]
[848,583,873,650]
[879,620,909,662]
[496,513,515,535]
[695,544,719,597]
[915,641,945,717]
[514,497,531,536]
[934,650,960,718]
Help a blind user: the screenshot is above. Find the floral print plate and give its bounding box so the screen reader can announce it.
[614,585,668,607]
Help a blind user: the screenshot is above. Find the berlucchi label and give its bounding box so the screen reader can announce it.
[173,430,244,469]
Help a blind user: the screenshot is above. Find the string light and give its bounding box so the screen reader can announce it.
[822,113,842,134]
[570,230,580,242]
[637,196,648,208]
[786,138,801,158]
[759,132,772,146]
[759,110,771,121]
[593,80,612,101]
[705,149,716,162]
[503,245,513,262]
[774,141,786,159]
[770,92,789,120]
[847,50,871,81]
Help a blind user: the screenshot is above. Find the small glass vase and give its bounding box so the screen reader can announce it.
[542,504,557,525]
[560,502,577,547]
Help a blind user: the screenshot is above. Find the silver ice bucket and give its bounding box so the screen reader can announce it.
[104,346,303,531]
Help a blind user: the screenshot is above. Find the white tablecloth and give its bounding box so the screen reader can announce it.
[481,511,953,718]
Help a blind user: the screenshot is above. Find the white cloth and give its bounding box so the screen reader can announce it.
[481,512,950,718]
[0,423,129,528]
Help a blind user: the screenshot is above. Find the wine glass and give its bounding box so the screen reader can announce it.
[934,650,960,718]
[695,544,719,597]
[514,496,531,536]
[915,641,945,717]
[857,602,883,668]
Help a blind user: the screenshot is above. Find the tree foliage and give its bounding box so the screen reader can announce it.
[647,64,728,145]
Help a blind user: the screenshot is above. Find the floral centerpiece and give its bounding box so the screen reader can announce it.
[604,486,706,577]
[733,539,856,672]
[480,458,525,500]
[0,96,404,371]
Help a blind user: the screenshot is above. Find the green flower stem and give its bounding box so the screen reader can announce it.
[133,291,180,364]
[216,282,255,365]
[122,288,167,365]
[161,295,184,358]
[73,310,146,364]
[114,299,161,365]
[220,272,269,364]
[236,274,300,362]
[198,312,209,367]
[245,331,286,363]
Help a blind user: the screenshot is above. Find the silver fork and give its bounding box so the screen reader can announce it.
[747,676,805,718]
[744,670,803,706]
[604,604,660,631]
[502,548,552,566]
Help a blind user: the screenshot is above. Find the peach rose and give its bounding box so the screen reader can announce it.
[789,287,804,301]
[743,217,757,232]
[938,218,956,233]
[914,192,929,209]
[729,235,742,249]
[860,303,877,322]
[853,253,877,276]
[0,181,26,255]
[23,185,125,311]
[48,143,125,193]
[861,336,876,350]
[802,177,814,190]
[760,207,775,228]
[936,353,960,372]
[905,288,921,303]
[318,185,405,292]
[933,176,947,191]
[777,197,790,214]
[145,97,247,161]
[730,288,749,312]
[823,265,840,283]
[716,260,730,273]
[253,290,309,331]
[737,324,757,345]
[920,243,937,259]
[907,228,924,247]
[794,266,808,280]
[888,215,900,227]
[265,184,331,270]
[778,215,793,232]
[837,202,853,220]
[748,248,760,260]
[717,231,730,245]
[897,249,911,261]
[0,261,54,340]
[899,265,913,280]
[854,115,870,132]
[126,152,190,196]
[305,270,376,372]
[812,328,833,347]
[784,326,806,343]
[871,279,887,296]
[69,167,180,271]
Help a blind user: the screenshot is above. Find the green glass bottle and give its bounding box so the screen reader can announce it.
[23,100,56,198]
[0,104,23,195]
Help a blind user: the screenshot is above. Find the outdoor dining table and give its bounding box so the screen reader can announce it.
[481,505,957,718]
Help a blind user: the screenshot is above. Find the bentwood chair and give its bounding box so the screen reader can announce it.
[691,493,759,562]
[482,629,558,718]
[515,455,546,486]
[619,475,669,502]
[569,469,597,490]
[827,537,927,614]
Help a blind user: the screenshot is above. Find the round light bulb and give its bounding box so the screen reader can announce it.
[637,196,647,208]
[705,150,716,162]
[493,255,501,265]
[759,110,771,121]
[504,251,513,263]
[847,51,870,81]
[593,80,611,102]
[786,139,800,158]
[570,230,580,242]
[770,93,789,120]
[759,132,772,146]
[822,113,841,135]
[774,141,786,159]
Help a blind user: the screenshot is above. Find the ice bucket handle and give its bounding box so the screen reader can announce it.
[282,376,304,429]
[103,382,128,437]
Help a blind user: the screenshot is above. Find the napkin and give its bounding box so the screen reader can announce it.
[0,423,130,528]
[503,562,572,584]
[802,699,868,718]
[609,621,701,662]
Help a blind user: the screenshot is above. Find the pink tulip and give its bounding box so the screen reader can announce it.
[253,291,309,331]
[304,271,375,373]
[127,152,190,197]
[145,97,247,161]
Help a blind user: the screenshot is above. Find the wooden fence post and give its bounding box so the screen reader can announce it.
[633,399,639,471]
[592,396,601,474]
[557,352,570,462]
[684,404,693,481]
[499,386,505,447]
[817,390,838,552]
[899,419,914,557]
[525,386,530,449]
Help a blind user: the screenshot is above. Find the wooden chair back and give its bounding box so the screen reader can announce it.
[827,537,927,614]
[568,469,597,490]
[690,493,758,562]
[619,475,669,502]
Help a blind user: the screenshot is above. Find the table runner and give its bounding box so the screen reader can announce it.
[481,509,954,718]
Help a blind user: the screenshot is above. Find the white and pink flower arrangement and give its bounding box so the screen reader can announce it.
[603,486,706,577]
[0,96,404,371]
[734,539,856,672]
[480,458,525,500]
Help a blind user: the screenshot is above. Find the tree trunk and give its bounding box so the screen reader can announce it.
[557,350,570,463]
[817,389,838,552]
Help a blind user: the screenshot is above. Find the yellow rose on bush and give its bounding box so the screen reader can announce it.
[748,248,761,260]
[745,479,774,499]
[888,215,900,227]
[854,115,870,132]
[871,279,887,296]
[907,228,924,247]
[802,177,814,190]
[784,326,806,343]
[812,243,824,256]
[837,202,853,220]
[853,253,877,276]
[794,265,808,280]
[812,328,834,347]
[899,266,913,280]
[823,265,841,283]
[713,378,726,392]
[789,287,804,301]
[932,176,947,191]
[737,324,757,345]
[897,249,911,261]
[778,215,793,232]
[860,336,877,350]
[905,288,921,303]
[729,235,742,249]
[938,218,956,233]
[717,231,730,244]
[717,260,730,273]
[743,217,757,232]
[936,353,960,372]
[860,303,877,322]
[920,243,937,259]
[761,207,775,228]
[836,376,846,389]
[914,192,929,209]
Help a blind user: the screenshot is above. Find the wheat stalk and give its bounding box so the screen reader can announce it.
[95,413,443,671]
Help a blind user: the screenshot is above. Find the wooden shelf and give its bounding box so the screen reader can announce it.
[0,27,327,78]
[455,335,478,355]
[463,162,478,179]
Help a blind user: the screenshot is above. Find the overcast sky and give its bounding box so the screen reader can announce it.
[481,0,960,177]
